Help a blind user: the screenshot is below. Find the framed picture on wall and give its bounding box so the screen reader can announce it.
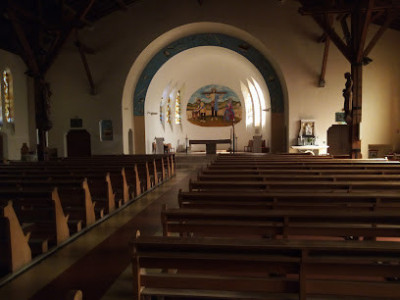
[335,112,346,123]
[70,118,83,128]
[100,120,113,141]
[299,120,315,137]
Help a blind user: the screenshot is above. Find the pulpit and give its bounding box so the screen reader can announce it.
[155,137,165,154]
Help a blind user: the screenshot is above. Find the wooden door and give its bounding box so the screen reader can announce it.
[66,129,91,157]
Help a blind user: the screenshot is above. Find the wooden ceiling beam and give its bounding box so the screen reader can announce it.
[356,0,374,62]
[300,4,400,15]
[340,14,352,45]
[319,14,333,87]
[11,3,45,26]
[317,33,327,43]
[363,10,398,56]
[319,34,331,87]
[114,0,128,10]
[63,3,78,16]
[80,0,96,19]
[312,14,352,62]
[371,10,385,22]
[75,39,96,95]
[7,8,40,76]
[43,0,96,74]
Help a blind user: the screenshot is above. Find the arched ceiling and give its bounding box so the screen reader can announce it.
[145,45,270,114]
[133,33,284,116]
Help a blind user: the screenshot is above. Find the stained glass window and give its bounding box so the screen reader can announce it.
[159,98,164,125]
[0,76,2,126]
[175,90,181,125]
[166,97,171,124]
[3,69,14,124]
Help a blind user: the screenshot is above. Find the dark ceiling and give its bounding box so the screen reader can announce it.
[1,0,400,76]
[299,0,400,29]
[0,0,142,74]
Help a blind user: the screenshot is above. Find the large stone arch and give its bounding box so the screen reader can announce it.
[122,22,288,154]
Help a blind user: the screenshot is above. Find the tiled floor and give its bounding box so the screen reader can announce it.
[0,154,208,300]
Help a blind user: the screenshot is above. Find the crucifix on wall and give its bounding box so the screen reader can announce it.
[202,87,227,120]
[187,84,242,127]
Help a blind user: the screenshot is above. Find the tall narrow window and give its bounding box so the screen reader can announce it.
[3,69,14,124]
[0,75,2,126]
[166,97,171,124]
[175,90,181,125]
[247,80,261,128]
[160,97,165,125]
[252,78,267,128]
[240,81,253,127]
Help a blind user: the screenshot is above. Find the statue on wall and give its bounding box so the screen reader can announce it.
[342,72,353,124]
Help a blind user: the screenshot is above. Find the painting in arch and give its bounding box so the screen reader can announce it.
[186,84,242,127]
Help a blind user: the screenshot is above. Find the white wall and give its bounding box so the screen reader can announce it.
[0,49,30,160]
[42,0,400,157]
[144,46,271,153]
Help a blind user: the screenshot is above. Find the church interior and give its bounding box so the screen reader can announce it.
[1,0,400,299]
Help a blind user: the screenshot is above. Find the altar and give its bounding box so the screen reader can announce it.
[290,145,330,155]
[189,139,231,154]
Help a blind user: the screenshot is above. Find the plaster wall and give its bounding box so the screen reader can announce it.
[0,49,30,160]
[43,0,400,157]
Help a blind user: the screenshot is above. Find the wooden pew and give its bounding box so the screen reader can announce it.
[207,162,400,170]
[131,234,400,300]
[215,154,392,160]
[155,158,166,183]
[124,164,142,199]
[0,179,95,230]
[78,173,115,215]
[0,165,122,213]
[0,188,70,249]
[201,167,400,175]
[162,205,400,240]
[189,179,400,192]
[65,289,83,300]
[4,154,176,198]
[50,166,128,206]
[178,190,400,210]
[0,200,31,275]
[60,153,174,188]
[135,161,151,192]
[207,157,400,168]
[4,161,133,203]
[0,172,115,217]
[212,155,393,163]
[197,173,400,182]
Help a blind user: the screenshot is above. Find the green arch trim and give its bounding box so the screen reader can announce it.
[133,33,283,116]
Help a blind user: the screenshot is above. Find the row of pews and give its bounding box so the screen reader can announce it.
[131,153,400,300]
[0,154,175,278]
